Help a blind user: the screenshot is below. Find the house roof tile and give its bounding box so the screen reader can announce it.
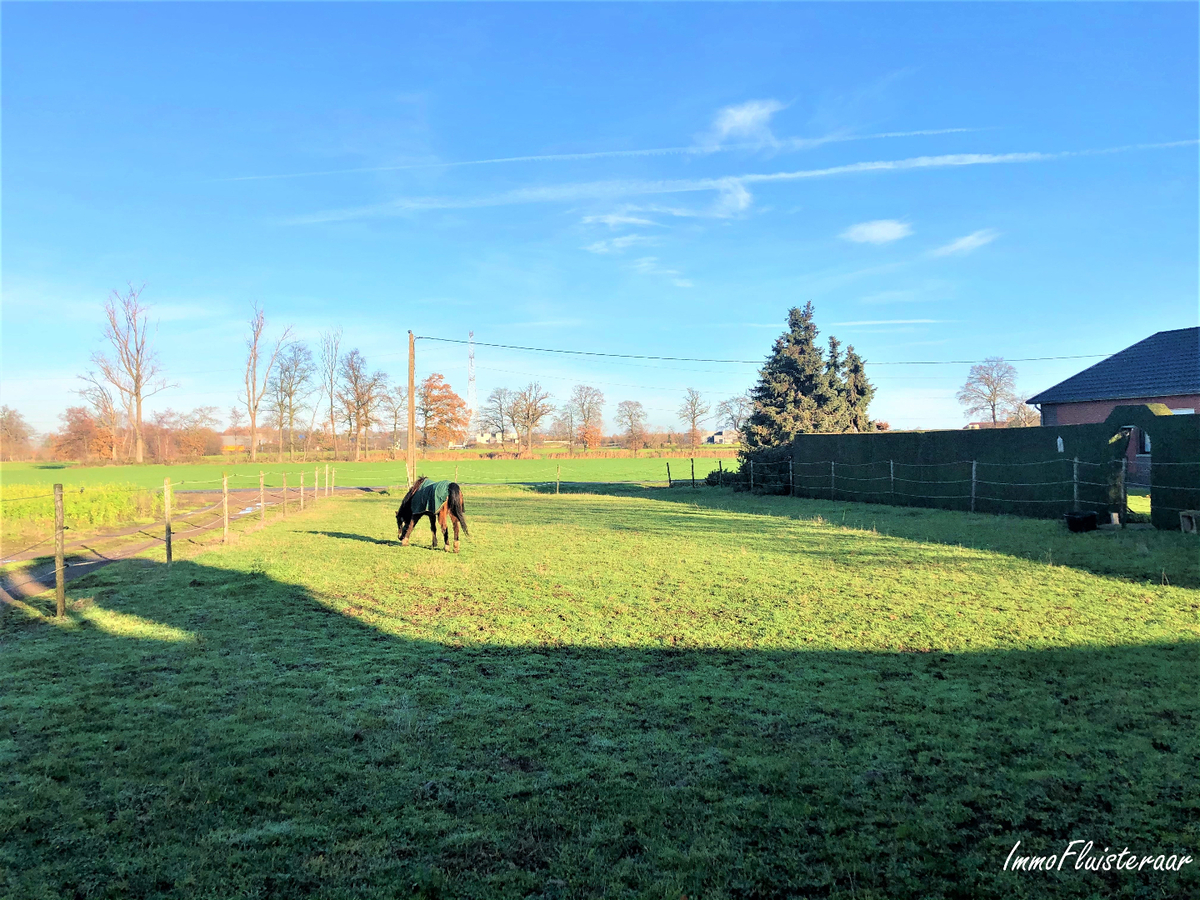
[1026,327,1200,405]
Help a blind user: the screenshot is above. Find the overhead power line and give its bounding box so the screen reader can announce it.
[415,336,1111,367]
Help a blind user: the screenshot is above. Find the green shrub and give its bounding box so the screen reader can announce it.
[0,483,163,528]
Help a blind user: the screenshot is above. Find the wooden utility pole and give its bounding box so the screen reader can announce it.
[164,478,173,565]
[54,484,65,618]
[222,473,230,543]
[407,330,417,486]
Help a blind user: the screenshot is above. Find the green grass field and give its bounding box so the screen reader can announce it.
[0,457,729,491]
[2,487,1196,899]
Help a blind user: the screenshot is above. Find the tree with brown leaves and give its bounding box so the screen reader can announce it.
[416,373,470,450]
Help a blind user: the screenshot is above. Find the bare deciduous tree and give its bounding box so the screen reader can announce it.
[716,393,752,436]
[615,400,647,452]
[380,383,408,458]
[338,349,387,461]
[570,385,605,450]
[319,328,342,459]
[268,343,315,461]
[512,382,554,455]
[241,304,293,463]
[957,357,1019,426]
[91,284,171,463]
[480,387,514,448]
[678,388,711,448]
[1006,402,1040,427]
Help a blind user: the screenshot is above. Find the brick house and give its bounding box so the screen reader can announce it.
[1026,326,1199,482]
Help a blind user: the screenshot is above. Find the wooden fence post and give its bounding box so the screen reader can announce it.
[691,457,695,489]
[222,472,229,543]
[1119,457,1128,523]
[556,465,560,495]
[259,472,265,522]
[830,461,835,501]
[54,484,65,618]
[315,467,319,502]
[325,463,330,498]
[718,459,724,486]
[164,477,173,565]
[454,464,459,483]
[1073,456,1080,512]
[282,474,287,517]
[970,460,977,513]
[332,468,336,495]
[666,461,672,487]
[300,473,305,511]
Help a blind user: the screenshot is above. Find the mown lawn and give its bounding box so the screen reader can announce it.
[2,487,1197,899]
[0,457,728,491]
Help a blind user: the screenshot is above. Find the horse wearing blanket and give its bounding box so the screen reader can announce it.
[396,476,469,552]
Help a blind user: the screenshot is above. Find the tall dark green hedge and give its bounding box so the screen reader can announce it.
[736,405,1200,530]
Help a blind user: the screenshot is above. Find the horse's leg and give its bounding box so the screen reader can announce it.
[439,506,451,552]
[400,518,415,546]
[451,514,460,554]
[429,512,439,549]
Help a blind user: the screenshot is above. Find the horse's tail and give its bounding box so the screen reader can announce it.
[397,475,427,520]
[448,482,469,536]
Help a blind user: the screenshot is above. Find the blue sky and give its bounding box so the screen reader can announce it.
[3,2,1197,434]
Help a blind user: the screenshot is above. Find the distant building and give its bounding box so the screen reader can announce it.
[473,429,519,445]
[1026,326,1199,484]
[221,434,249,453]
[964,421,1006,430]
[706,429,740,444]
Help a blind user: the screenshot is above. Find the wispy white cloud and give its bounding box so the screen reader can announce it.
[631,256,692,288]
[582,213,659,228]
[584,234,658,254]
[286,140,1198,224]
[931,229,999,256]
[841,219,913,244]
[698,99,786,151]
[226,126,984,182]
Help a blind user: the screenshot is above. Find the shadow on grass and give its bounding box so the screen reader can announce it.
[2,557,1196,900]
[306,530,398,547]
[528,482,1200,589]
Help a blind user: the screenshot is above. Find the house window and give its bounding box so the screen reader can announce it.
[1137,429,1151,455]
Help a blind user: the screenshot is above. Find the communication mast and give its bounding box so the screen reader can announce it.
[466,331,477,430]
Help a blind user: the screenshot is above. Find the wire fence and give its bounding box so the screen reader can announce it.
[0,465,350,616]
[733,452,1200,522]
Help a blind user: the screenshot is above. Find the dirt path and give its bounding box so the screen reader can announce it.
[0,487,388,604]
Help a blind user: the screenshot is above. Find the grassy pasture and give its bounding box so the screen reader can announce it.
[0,457,728,491]
[2,487,1197,899]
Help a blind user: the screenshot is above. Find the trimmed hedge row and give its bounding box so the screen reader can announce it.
[735,405,1200,530]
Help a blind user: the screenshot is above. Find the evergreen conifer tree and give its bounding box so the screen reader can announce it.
[743,303,829,450]
[820,335,852,433]
[843,345,876,432]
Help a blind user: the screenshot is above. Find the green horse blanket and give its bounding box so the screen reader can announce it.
[410,480,451,516]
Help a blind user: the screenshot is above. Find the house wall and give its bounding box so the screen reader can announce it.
[1040,394,1200,426]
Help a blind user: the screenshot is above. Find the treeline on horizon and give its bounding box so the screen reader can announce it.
[0,290,891,465]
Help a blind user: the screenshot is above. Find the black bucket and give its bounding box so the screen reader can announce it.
[1064,511,1099,533]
